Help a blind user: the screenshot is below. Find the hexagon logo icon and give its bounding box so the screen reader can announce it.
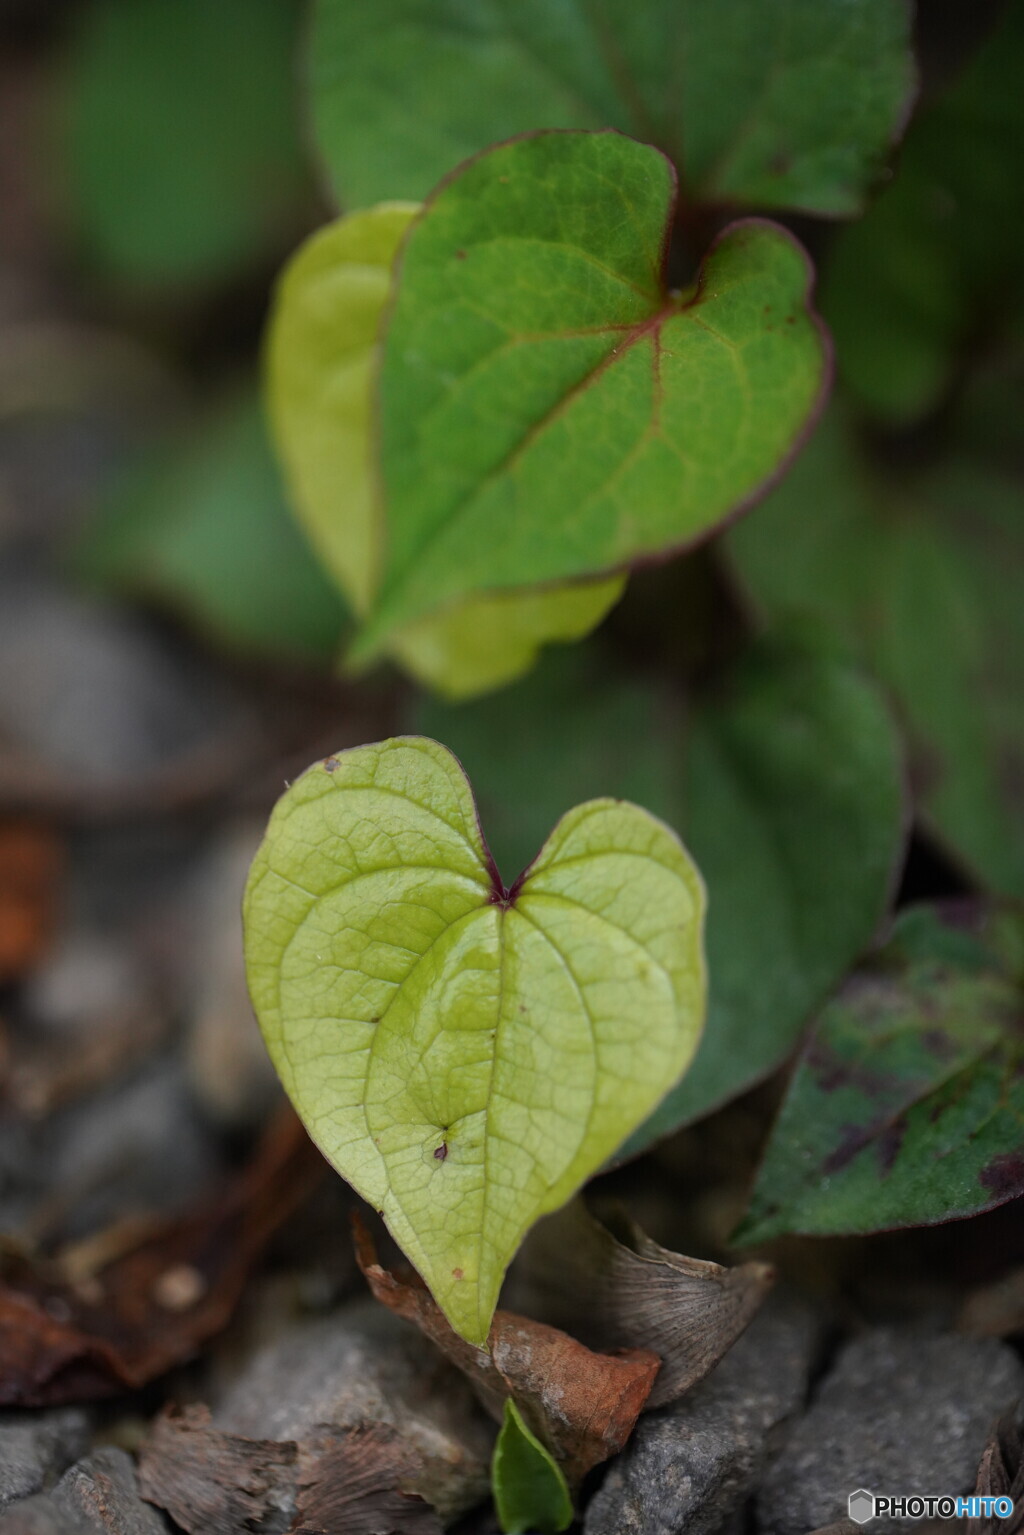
[848,1490,875,1524]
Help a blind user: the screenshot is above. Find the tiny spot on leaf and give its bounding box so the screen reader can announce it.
[980,1152,1024,1199]
[434,1142,448,1161]
[452,1267,463,1280]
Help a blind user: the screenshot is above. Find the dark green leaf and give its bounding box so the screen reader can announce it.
[492,1399,573,1535]
[417,633,905,1143]
[736,903,1024,1244]
[728,404,1024,896]
[60,0,310,289]
[75,390,349,662]
[312,0,914,217]
[415,648,681,889]
[635,636,906,1144]
[822,3,1024,422]
[352,131,827,656]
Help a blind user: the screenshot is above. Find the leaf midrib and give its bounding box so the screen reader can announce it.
[365,301,681,648]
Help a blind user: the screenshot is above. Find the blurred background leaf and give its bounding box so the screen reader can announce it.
[729,402,1024,898]
[821,0,1024,424]
[56,0,315,293]
[73,388,350,663]
[311,0,915,217]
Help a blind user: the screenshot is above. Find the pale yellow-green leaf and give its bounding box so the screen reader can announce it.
[243,736,706,1343]
[266,202,414,612]
[265,206,624,698]
[385,582,625,700]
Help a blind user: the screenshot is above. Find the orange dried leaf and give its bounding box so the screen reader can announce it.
[353,1214,658,1484]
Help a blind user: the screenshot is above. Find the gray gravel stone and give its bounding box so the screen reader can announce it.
[51,1448,168,1534]
[0,1449,166,1535]
[184,820,281,1129]
[0,1411,91,1513]
[584,1292,824,1535]
[0,1493,90,1534]
[0,575,240,786]
[47,1056,223,1240]
[214,1298,494,1522]
[756,1328,1024,1535]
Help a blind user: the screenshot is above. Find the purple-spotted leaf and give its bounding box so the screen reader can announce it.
[351,131,828,658]
[735,904,1024,1246]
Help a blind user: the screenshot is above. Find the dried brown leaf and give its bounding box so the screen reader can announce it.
[293,1424,443,1535]
[0,820,61,982]
[969,1405,1024,1535]
[0,1107,324,1405]
[353,1213,658,1485]
[138,1405,296,1534]
[519,1200,775,1407]
[139,1407,443,1535]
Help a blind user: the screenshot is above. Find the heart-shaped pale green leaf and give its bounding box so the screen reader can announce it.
[735,903,1024,1245]
[493,1399,573,1535]
[352,132,828,658]
[311,0,914,218]
[417,636,905,1146]
[243,736,706,1344]
[729,404,1024,896]
[266,204,624,698]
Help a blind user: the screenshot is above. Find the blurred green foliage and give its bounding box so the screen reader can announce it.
[311,0,914,215]
[60,0,312,290]
[75,390,349,662]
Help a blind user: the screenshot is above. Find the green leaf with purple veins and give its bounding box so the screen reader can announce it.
[351,131,828,659]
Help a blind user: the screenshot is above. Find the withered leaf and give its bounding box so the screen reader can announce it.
[138,1405,296,1535]
[293,1424,443,1535]
[518,1201,775,1407]
[970,1405,1024,1535]
[0,819,61,982]
[139,1407,443,1535]
[353,1214,658,1485]
[0,1107,324,1405]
